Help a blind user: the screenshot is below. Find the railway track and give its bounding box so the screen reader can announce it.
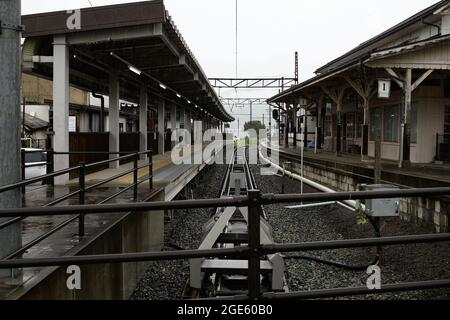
[183,148,287,299]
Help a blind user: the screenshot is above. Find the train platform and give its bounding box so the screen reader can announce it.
[0,145,218,299]
[1,185,148,299]
[67,144,219,200]
[263,142,450,188]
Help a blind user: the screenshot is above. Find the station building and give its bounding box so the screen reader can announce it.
[269,0,450,166]
[20,0,233,184]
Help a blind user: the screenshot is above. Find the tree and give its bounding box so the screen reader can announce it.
[244,121,266,132]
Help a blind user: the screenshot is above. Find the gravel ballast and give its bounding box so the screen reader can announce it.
[131,165,227,300]
[131,161,450,300]
[251,164,450,300]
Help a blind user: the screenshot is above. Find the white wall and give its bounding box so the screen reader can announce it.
[415,99,446,163]
[22,104,50,122]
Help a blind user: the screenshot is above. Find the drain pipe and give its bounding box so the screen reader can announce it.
[92,92,105,132]
[259,150,358,209]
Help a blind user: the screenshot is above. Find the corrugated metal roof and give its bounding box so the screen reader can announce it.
[315,0,450,74]
[268,0,450,104]
[22,113,49,130]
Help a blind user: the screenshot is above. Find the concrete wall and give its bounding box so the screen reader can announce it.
[22,74,89,106]
[16,190,165,300]
[289,160,449,232]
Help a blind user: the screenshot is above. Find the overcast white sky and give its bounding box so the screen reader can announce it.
[21,0,440,131]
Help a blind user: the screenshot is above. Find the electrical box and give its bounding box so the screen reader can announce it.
[361,184,400,217]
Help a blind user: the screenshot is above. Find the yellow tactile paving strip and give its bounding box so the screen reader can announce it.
[85,144,212,186]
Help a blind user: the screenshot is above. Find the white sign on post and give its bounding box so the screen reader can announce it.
[378,79,391,99]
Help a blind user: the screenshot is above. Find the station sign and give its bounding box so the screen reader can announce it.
[378,79,391,99]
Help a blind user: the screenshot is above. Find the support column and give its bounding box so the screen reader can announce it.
[316,96,324,151]
[157,99,166,155]
[53,35,70,184]
[362,99,370,161]
[336,108,342,156]
[343,76,375,162]
[400,69,412,168]
[293,106,298,148]
[183,107,191,147]
[321,86,346,156]
[0,0,22,277]
[304,110,308,149]
[139,86,148,160]
[170,103,177,151]
[284,104,289,147]
[109,71,120,169]
[170,104,177,131]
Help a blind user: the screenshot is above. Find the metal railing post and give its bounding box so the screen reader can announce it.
[47,148,54,187]
[133,152,139,201]
[148,150,153,191]
[248,189,262,300]
[21,149,26,194]
[78,162,86,237]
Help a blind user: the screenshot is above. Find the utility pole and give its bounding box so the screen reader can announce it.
[0,0,23,277]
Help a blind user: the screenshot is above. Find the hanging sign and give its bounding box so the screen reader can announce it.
[378,79,391,99]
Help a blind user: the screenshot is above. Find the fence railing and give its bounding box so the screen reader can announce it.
[0,186,449,300]
[2,149,153,261]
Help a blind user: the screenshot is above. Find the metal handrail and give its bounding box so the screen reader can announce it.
[4,149,450,300]
[0,165,81,193]
[0,187,449,299]
[1,149,153,260]
[1,187,450,218]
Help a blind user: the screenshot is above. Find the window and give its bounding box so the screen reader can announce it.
[346,113,355,139]
[370,108,382,140]
[325,115,332,137]
[383,105,400,142]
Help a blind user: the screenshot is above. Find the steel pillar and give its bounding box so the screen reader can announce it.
[157,99,166,155]
[139,86,148,160]
[109,71,120,169]
[400,69,412,168]
[53,35,70,184]
[0,0,22,278]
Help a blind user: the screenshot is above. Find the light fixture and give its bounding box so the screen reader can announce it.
[159,83,167,90]
[128,65,142,76]
[176,93,182,98]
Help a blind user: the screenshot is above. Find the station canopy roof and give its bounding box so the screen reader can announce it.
[21,0,234,122]
[268,0,450,104]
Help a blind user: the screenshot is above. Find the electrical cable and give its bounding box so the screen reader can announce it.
[281,211,381,271]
